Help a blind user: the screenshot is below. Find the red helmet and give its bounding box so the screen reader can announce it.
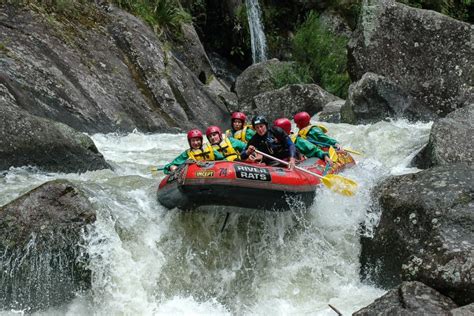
[273,118,292,135]
[206,125,222,138]
[294,111,311,128]
[187,129,203,141]
[231,112,246,122]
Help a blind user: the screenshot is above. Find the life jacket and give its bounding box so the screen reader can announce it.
[290,134,298,143]
[212,137,239,161]
[298,124,328,139]
[186,144,215,161]
[225,125,253,143]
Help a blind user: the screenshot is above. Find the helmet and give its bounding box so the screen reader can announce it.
[187,129,203,141]
[206,125,222,138]
[231,112,246,122]
[294,111,311,128]
[252,115,268,127]
[273,118,291,135]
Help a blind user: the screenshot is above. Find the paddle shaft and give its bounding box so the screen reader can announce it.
[254,150,325,180]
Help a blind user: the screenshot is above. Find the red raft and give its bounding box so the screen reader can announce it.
[157,152,355,211]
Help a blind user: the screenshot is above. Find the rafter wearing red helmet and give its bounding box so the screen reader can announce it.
[273,118,332,165]
[163,129,224,174]
[206,125,246,161]
[224,112,256,143]
[293,112,342,150]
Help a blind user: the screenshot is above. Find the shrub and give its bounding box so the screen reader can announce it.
[292,11,350,98]
[269,63,313,89]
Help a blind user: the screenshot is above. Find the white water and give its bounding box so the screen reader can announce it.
[0,119,432,315]
[246,0,268,64]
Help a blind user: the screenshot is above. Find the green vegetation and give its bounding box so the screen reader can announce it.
[112,0,192,35]
[292,11,350,98]
[269,63,313,89]
[398,0,473,22]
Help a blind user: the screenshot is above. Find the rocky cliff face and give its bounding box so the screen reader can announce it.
[0,4,228,134]
[348,0,473,120]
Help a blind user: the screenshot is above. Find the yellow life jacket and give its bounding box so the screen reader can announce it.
[187,144,215,161]
[290,134,298,143]
[212,137,239,161]
[227,124,253,143]
[298,124,328,138]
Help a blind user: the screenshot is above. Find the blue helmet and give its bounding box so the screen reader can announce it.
[252,115,268,127]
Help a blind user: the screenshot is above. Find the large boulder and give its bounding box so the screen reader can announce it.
[361,164,474,305]
[354,282,458,315]
[253,84,340,123]
[317,100,344,123]
[341,72,419,124]
[415,104,474,168]
[0,4,227,133]
[234,59,284,114]
[0,180,96,312]
[0,105,110,173]
[348,0,474,120]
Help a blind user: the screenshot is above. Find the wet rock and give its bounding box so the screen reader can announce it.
[451,303,474,315]
[253,84,340,124]
[354,281,457,315]
[0,180,96,312]
[234,59,285,114]
[361,164,474,305]
[348,0,474,120]
[317,100,344,123]
[0,4,227,133]
[341,72,420,124]
[414,104,474,168]
[0,106,110,173]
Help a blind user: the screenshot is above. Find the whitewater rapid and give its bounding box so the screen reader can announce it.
[0,120,432,315]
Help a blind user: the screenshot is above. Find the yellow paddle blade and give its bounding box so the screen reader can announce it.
[150,167,158,176]
[344,148,364,156]
[320,174,358,196]
[329,146,338,162]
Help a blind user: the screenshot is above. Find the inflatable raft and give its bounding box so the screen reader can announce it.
[157,151,355,211]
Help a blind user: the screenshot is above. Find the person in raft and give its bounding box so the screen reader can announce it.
[163,129,224,174]
[224,111,256,143]
[273,118,333,166]
[206,126,247,161]
[293,111,342,150]
[240,115,297,170]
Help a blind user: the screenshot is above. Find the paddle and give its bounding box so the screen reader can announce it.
[328,146,338,162]
[308,140,364,156]
[254,150,357,196]
[150,165,165,175]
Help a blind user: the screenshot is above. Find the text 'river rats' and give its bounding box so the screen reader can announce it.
[234,165,271,181]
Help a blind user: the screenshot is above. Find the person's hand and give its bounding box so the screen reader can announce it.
[335,143,343,151]
[169,165,178,172]
[288,157,296,170]
[246,145,256,155]
[324,155,333,166]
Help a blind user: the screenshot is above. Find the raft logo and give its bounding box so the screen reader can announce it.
[196,170,214,177]
[234,165,271,181]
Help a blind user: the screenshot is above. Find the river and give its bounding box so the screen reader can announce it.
[0,119,431,315]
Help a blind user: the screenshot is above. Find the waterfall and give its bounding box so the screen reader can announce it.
[245,0,267,63]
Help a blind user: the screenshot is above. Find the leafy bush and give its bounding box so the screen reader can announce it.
[269,63,313,89]
[113,0,192,34]
[292,11,350,98]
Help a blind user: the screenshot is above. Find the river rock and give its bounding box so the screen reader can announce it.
[0,180,96,312]
[348,0,474,120]
[341,72,419,123]
[253,84,340,123]
[414,104,474,168]
[234,59,285,114]
[317,100,344,123]
[361,163,474,305]
[354,281,457,315]
[0,105,110,173]
[451,303,474,315]
[0,4,227,133]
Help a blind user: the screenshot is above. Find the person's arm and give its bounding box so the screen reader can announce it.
[308,128,338,146]
[213,148,225,160]
[245,128,256,142]
[296,137,329,160]
[230,138,247,152]
[163,151,189,174]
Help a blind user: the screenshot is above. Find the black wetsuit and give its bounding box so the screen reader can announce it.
[241,126,297,164]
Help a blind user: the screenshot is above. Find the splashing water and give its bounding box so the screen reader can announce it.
[0,120,432,315]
